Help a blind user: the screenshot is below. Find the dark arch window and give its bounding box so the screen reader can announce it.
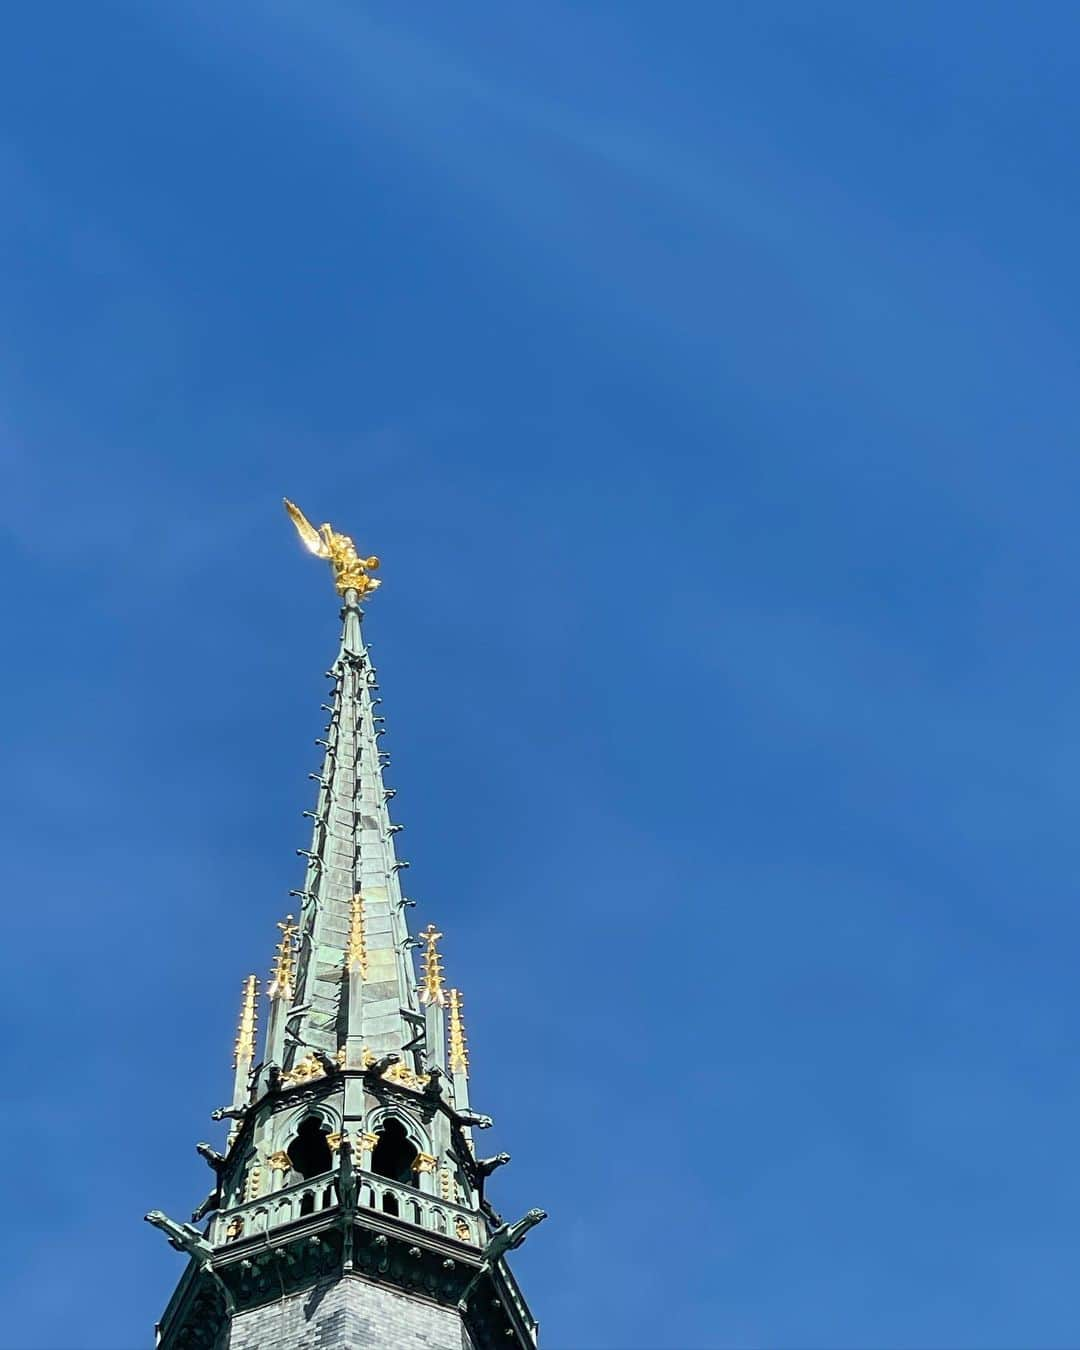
[287,1117,333,1180]
[370,1117,418,1185]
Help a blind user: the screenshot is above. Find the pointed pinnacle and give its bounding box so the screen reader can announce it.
[233,974,259,1069]
[448,988,469,1076]
[268,915,297,1001]
[418,924,447,1007]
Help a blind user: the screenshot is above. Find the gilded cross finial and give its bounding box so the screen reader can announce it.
[448,988,469,1075]
[233,974,259,1068]
[268,915,297,1001]
[347,892,368,978]
[418,923,446,1007]
[284,498,381,598]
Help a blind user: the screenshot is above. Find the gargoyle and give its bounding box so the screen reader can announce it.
[191,1188,220,1224]
[458,1208,548,1312]
[449,1135,510,1225]
[364,1052,400,1078]
[337,1138,357,1213]
[479,1196,504,1230]
[488,1207,547,1260]
[448,1124,484,1180]
[196,1142,227,1174]
[421,1065,446,1100]
[475,1152,511,1180]
[210,1104,250,1122]
[266,1065,283,1093]
[455,1109,493,1130]
[145,1210,214,1262]
[312,1049,339,1077]
[145,1210,235,1315]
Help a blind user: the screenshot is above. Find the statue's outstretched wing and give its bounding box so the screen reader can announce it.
[284,498,330,558]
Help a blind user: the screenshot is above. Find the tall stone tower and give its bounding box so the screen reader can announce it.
[146,502,545,1350]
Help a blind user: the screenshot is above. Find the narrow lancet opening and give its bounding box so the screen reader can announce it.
[370,1117,418,1185]
[287,1117,333,1179]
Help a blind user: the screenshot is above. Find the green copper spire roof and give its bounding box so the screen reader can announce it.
[145,505,546,1350]
[282,589,421,1072]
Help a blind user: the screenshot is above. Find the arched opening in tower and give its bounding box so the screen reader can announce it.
[287,1117,333,1180]
[370,1117,418,1186]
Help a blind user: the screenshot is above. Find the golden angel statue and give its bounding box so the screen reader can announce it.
[283,498,381,598]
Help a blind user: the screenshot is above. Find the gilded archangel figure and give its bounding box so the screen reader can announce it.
[283,498,381,598]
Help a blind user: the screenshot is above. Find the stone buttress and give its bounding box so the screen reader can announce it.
[147,555,545,1350]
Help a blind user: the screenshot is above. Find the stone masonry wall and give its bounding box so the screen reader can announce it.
[226,1274,473,1350]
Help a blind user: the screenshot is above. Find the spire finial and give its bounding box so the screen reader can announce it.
[418,923,447,1007]
[283,498,381,598]
[448,988,469,1076]
[347,893,368,977]
[233,974,259,1068]
[268,915,297,1001]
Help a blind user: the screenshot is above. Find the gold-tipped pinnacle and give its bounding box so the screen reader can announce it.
[448,988,469,1076]
[233,974,259,1069]
[268,915,297,1001]
[418,923,447,1007]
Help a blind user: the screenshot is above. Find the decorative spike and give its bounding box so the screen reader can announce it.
[448,988,469,1076]
[418,924,447,1007]
[233,975,259,1068]
[268,915,297,1001]
[347,893,368,978]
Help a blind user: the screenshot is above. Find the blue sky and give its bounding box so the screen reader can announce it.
[3,3,1080,1347]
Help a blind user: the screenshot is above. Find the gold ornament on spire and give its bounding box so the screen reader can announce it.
[233,974,259,1068]
[347,892,368,978]
[448,988,469,1075]
[418,923,447,1007]
[283,498,381,598]
[268,915,297,1001]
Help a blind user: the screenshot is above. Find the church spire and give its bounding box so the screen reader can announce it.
[146,501,546,1350]
[283,583,420,1072]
